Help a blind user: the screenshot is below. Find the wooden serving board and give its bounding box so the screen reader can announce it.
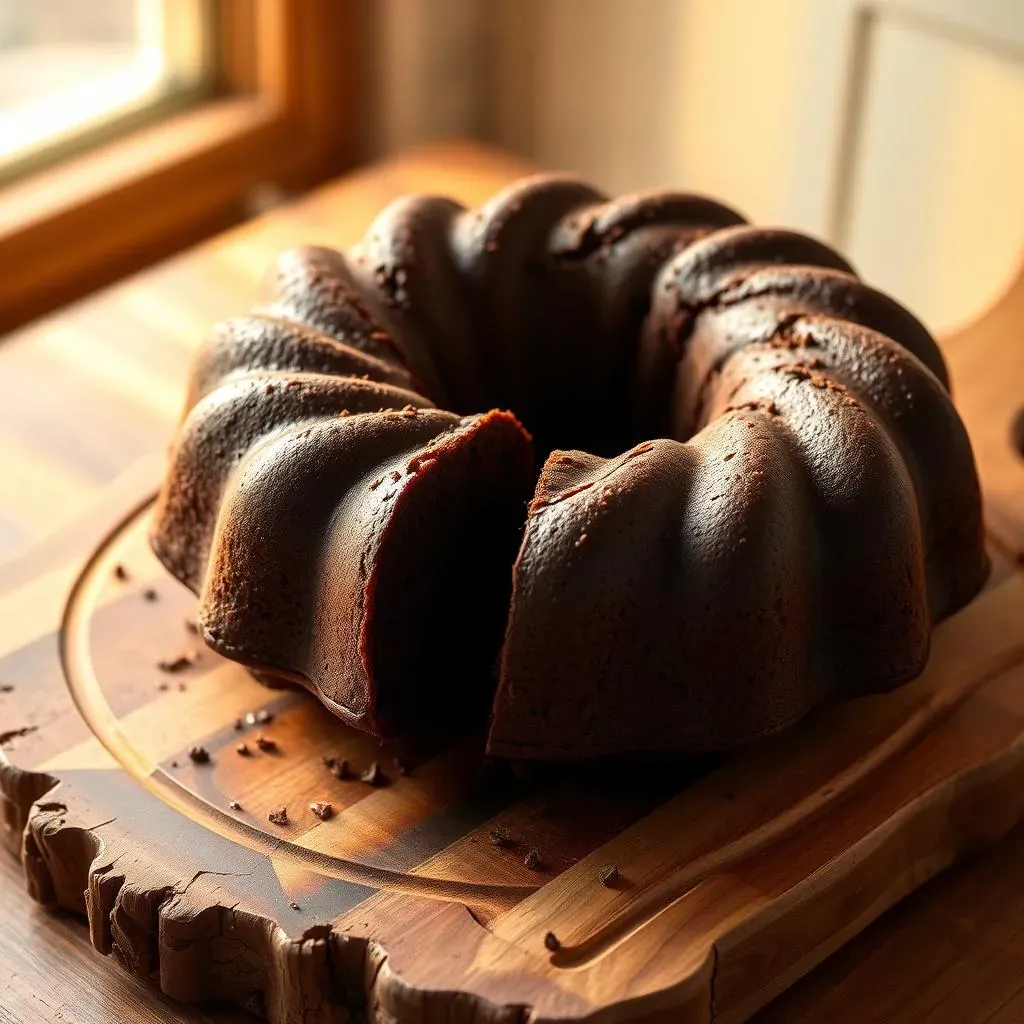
[2,456,1024,1024]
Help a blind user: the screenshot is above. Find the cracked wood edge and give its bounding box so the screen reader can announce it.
[2,763,508,1024]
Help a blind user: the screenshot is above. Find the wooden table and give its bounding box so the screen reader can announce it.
[1,141,1022,1024]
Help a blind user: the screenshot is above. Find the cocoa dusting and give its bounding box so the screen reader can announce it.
[489,828,515,849]
[524,849,543,871]
[544,931,561,952]
[599,865,620,887]
[188,746,210,764]
[309,801,333,821]
[268,806,289,826]
[360,762,387,786]
[255,735,278,753]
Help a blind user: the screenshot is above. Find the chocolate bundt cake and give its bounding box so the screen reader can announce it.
[151,175,988,759]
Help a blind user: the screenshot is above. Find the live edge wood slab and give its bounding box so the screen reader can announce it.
[0,143,1023,1024]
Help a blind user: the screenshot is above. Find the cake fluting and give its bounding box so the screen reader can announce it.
[150,175,988,759]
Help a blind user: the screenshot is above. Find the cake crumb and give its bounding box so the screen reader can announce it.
[229,800,241,811]
[309,801,334,821]
[574,533,588,548]
[599,865,620,887]
[0,684,14,694]
[233,718,244,731]
[142,588,158,602]
[157,653,196,674]
[544,931,561,952]
[244,708,273,727]
[361,761,387,786]
[255,734,278,753]
[524,848,543,871]
[113,564,129,582]
[268,806,289,826]
[236,743,251,756]
[322,755,349,779]
[188,746,210,764]
[289,901,301,911]
[489,828,515,849]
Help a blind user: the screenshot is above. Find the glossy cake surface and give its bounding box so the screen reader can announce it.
[151,175,988,759]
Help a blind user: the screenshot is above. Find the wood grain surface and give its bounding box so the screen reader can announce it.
[0,142,1022,1024]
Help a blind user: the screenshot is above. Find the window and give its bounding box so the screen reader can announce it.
[0,0,212,185]
[0,0,359,333]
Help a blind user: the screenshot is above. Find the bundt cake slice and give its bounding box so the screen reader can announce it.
[151,299,534,739]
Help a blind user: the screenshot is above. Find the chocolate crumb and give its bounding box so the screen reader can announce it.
[524,848,543,871]
[188,745,210,764]
[361,761,387,786]
[489,828,515,849]
[255,735,278,753]
[322,755,349,779]
[236,743,251,756]
[229,800,241,811]
[0,685,14,694]
[289,901,301,911]
[157,653,195,674]
[268,806,288,826]
[599,865,620,887]
[142,588,158,602]
[544,931,561,952]
[309,801,334,821]
[113,564,129,582]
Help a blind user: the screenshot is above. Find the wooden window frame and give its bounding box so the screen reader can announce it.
[0,0,360,333]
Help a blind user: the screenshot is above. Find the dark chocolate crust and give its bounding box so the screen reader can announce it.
[150,175,988,758]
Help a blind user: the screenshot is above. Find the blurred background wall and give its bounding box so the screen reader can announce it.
[369,0,1024,337]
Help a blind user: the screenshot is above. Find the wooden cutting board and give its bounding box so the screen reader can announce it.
[1,452,1023,1024]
